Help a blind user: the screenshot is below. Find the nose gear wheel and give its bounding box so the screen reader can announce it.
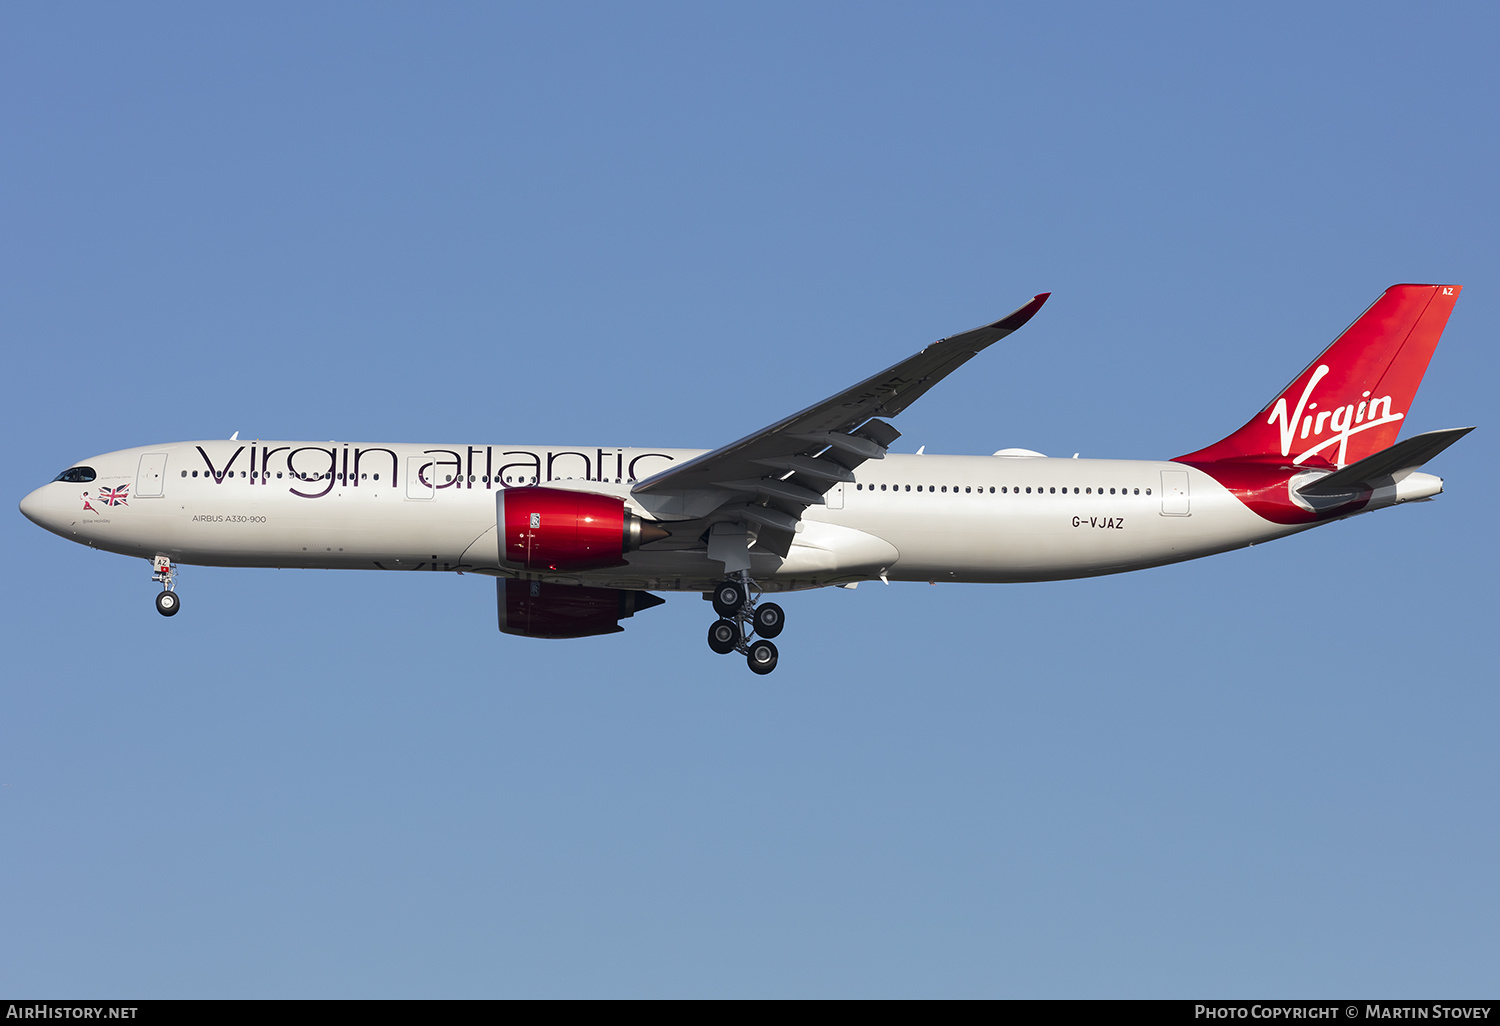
[151,556,180,617]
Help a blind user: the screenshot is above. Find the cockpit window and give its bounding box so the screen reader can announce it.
[54,467,97,483]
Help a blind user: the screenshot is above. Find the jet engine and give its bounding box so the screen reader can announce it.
[496,486,669,572]
[497,578,665,639]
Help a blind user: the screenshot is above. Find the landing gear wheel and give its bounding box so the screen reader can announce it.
[155,590,180,617]
[752,602,785,639]
[707,618,740,655]
[712,580,745,618]
[746,639,779,675]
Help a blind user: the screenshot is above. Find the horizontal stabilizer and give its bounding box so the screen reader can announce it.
[1297,427,1474,495]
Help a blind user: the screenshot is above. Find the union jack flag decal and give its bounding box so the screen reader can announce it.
[99,485,129,507]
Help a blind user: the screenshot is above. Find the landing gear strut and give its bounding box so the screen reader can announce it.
[151,555,180,617]
[704,571,784,673]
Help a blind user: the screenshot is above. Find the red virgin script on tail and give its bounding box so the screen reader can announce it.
[1268,365,1402,467]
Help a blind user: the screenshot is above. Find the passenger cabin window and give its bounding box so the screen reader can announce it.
[54,467,96,483]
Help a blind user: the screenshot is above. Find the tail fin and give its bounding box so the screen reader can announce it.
[1177,284,1461,468]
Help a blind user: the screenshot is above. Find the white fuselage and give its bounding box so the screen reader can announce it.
[20,439,1359,594]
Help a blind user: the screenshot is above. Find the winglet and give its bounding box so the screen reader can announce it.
[994,293,1051,333]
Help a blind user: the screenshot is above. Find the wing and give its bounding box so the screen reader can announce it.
[630,293,1050,545]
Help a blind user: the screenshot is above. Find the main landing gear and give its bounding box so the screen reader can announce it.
[151,555,180,617]
[705,571,785,675]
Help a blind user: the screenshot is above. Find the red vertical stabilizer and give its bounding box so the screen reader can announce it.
[1177,284,1461,468]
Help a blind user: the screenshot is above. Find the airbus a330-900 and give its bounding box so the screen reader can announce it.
[20,284,1472,673]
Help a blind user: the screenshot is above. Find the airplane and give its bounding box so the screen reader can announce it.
[19,284,1472,674]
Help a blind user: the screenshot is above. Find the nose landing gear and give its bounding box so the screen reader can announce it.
[704,571,785,673]
[151,555,180,617]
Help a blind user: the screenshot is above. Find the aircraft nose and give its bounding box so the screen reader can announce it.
[19,485,52,528]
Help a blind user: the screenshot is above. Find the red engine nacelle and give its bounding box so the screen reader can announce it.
[496,486,668,572]
[497,578,665,639]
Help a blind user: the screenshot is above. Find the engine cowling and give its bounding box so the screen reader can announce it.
[497,578,665,639]
[496,486,668,572]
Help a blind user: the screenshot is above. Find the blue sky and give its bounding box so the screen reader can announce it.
[3,2,1496,997]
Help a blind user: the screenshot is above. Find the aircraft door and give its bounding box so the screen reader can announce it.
[825,482,844,510]
[1160,470,1190,516]
[406,455,435,499]
[136,452,169,498]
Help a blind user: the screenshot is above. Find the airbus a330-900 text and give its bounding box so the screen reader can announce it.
[20,284,1472,674]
